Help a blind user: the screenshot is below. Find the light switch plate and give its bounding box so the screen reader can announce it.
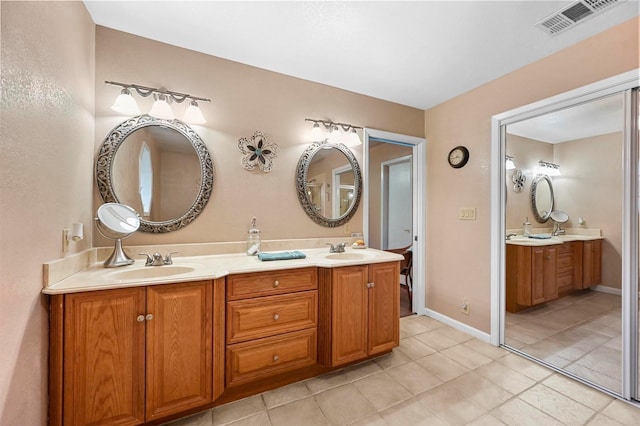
[459,207,476,220]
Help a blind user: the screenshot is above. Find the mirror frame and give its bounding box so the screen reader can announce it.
[96,115,214,233]
[296,140,362,227]
[530,174,554,223]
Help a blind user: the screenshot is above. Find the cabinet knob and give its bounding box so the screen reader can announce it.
[273,314,280,320]
[273,355,279,362]
[367,282,375,288]
[273,280,280,288]
[145,314,153,321]
[136,315,145,322]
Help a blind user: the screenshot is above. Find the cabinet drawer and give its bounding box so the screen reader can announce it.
[557,253,574,272]
[557,271,575,293]
[227,267,317,300]
[227,291,317,344]
[226,329,317,386]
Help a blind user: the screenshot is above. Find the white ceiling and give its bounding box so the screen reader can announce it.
[83,0,639,111]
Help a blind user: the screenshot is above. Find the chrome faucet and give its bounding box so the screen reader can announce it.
[506,233,517,240]
[140,252,177,266]
[327,243,347,253]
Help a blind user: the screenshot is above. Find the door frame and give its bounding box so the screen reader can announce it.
[490,69,639,399]
[363,128,426,315]
[381,155,413,250]
[332,163,355,218]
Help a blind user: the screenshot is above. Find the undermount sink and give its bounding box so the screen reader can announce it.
[325,252,376,261]
[107,265,196,280]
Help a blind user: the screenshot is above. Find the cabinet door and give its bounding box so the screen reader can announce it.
[531,246,557,304]
[368,262,400,355]
[146,281,213,421]
[64,288,146,426]
[583,240,602,287]
[331,266,368,366]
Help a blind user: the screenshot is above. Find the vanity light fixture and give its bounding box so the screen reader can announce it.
[105,81,211,123]
[305,118,362,147]
[537,160,561,176]
[505,155,516,170]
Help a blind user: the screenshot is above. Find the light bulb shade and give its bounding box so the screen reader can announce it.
[111,89,140,115]
[149,95,174,120]
[505,158,516,170]
[183,100,206,124]
[328,125,342,143]
[309,122,325,141]
[343,128,361,147]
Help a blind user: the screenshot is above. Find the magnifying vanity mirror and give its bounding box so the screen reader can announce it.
[296,140,362,227]
[96,115,213,233]
[95,203,140,267]
[530,174,554,223]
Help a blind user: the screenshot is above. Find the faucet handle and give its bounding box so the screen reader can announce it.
[326,243,336,252]
[336,242,347,252]
[139,253,153,265]
[164,252,178,265]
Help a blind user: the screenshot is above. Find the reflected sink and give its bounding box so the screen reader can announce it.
[325,252,376,261]
[107,265,196,281]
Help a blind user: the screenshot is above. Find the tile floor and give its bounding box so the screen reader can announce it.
[505,290,623,393]
[164,314,640,426]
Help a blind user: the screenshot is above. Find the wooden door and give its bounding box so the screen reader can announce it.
[63,287,146,426]
[367,262,400,355]
[331,266,368,366]
[583,240,602,287]
[531,246,557,305]
[145,281,213,421]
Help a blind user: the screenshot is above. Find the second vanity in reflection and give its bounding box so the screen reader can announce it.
[46,248,400,425]
[506,232,603,313]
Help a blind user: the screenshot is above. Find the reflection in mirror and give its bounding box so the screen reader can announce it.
[530,175,554,223]
[504,92,625,395]
[96,115,213,233]
[296,141,362,227]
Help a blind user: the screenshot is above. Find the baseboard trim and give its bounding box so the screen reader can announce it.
[591,285,622,296]
[422,308,491,343]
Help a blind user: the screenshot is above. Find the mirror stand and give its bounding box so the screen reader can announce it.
[95,218,136,267]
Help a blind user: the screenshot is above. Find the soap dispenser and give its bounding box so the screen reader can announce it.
[247,217,261,256]
[523,217,532,237]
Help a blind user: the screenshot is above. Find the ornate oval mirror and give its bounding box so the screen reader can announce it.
[96,115,213,233]
[296,141,362,227]
[530,175,554,223]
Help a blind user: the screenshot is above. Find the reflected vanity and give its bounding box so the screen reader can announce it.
[296,140,362,227]
[96,115,214,233]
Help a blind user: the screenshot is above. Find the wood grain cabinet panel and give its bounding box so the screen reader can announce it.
[507,245,557,313]
[583,239,602,288]
[227,267,317,300]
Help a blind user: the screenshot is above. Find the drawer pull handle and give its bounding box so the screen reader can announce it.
[273,280,280,288]
[137,315,145,322]
[273,355,279,362]
[273,314,280,320]
[145,314,153,321]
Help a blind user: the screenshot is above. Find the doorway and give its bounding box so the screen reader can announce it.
[490,70,639,401]
[363,129,426,317]
[382,156,413,250]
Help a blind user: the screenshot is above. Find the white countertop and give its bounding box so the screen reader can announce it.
[506,234,604,247]
[43,247,403,295]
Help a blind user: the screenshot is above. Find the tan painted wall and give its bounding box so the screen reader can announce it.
[94,27,424,247]
[0,2,95,425]
[424,17,638,332]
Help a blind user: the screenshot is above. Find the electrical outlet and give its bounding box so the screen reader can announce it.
[62,229,70,253]
[461,298,470,315]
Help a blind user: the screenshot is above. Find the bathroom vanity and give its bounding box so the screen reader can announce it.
[44,248,401,425]
[506,235,602,313]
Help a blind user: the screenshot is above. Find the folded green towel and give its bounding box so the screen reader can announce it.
[529,234,552,239]
[257,251,307,261]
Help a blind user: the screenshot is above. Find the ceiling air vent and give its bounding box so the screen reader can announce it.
[535,0,621,36]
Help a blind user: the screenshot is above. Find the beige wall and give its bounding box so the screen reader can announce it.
[94,27,424,247]
[0,2,95,425]
[424,17,638,332]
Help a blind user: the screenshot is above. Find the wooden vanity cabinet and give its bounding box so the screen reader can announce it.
[556,241,583,295]
[506,245,558,313]
[582,239,602,288]
[318,262,400,367]
[225,268,318,387]
[51,280,222,426]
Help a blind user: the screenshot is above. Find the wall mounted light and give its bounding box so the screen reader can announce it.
[505,155,516,170]
[106,81,211,123]
[305,118,362,147]
[536,160,561,176]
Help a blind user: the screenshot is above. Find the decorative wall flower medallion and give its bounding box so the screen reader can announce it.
[238,130,279,173]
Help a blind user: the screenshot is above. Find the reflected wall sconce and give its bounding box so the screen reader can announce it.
[536,160,561,176]
[505,155,516,170]
[106,81,211,124]
[305,118,362,147]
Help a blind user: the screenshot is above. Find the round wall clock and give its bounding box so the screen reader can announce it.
[448,145,470,168]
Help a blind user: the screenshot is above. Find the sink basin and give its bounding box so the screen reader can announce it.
[107,265,196,281]
[325,252,376,261]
